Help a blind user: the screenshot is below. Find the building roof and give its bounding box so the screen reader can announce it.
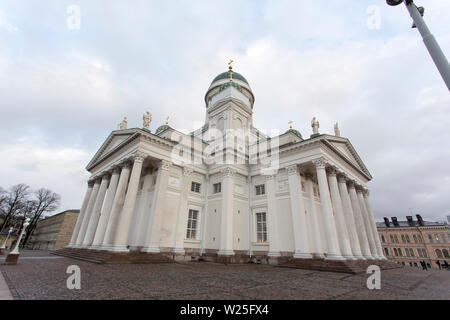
[211,70,249,86]
[376,217,446,228]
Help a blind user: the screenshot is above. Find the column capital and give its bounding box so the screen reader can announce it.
[337,173,348,184]
[100,171,111,179]
[182,167,194,177]
[346,179,356,189]
[112,165,121,174]
[363,189,370,197]
[220,167,236,178]
[312,157,328,169]
[160,160,172,171]
[286,164,298,176]
[264,174,277,181]
[87,180,95,187]
[326,166,338,177]
[355,185,365,193]
[119,159,132,169]
[133,151,147,162]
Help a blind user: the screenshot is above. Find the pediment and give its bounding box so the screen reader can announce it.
[323,137,372,179]
[86,129,139,170]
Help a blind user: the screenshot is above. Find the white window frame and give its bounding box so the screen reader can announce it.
[185,207,201,241]
[213,182,222,194]
[191,181,201,193]
[255,184,265,196]
[255,212,268,243]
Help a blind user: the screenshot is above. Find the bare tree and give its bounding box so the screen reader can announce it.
[21,188,61,247]
[0,184,30,232]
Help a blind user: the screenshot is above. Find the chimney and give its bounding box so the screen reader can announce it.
[406,216,414,226]
[383,217,390,227]
[391,217,399,226]
[416,214,424,226]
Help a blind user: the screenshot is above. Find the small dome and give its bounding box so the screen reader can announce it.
[286,129,303,139]
[211,70,249,86]
[155,124,170,134]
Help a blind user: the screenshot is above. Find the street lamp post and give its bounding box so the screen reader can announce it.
[0,227,14,255]
[387,0,450,91]
[4,218,30,265]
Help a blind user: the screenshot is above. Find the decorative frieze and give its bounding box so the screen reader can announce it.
[286,165,298,176]
[312,157,328,169]
[220,167,236,178]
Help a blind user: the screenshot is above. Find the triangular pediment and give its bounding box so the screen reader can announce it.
[323,137,372,179]
[86,129,139,170]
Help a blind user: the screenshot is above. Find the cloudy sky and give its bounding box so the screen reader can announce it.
[0,0,449,222]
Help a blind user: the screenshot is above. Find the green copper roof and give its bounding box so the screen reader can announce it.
[155,124,170,134]
[286,129,303,139]
[211,70,249,86]
[219,81,243,93]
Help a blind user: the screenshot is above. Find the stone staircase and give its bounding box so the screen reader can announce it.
[51,248,173,265]
[278,257,402,274]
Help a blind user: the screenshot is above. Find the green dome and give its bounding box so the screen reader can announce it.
[211,70,249,86]
[155,124,170,134]
[286,129,303,139]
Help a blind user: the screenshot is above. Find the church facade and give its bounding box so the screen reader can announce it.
[68,66,385,264]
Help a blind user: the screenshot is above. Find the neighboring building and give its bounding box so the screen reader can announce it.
[377,215,450,269]
[0,229,18,250]
[28,210,79,251]
[67,65,385,264]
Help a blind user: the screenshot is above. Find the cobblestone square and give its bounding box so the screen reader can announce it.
[1,251,449,300]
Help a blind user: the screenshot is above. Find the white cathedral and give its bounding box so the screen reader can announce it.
[67,64,386,264]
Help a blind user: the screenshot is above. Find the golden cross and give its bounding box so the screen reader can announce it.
[228,59,233,70]
[289,120,293,130]
[166,116,169,125]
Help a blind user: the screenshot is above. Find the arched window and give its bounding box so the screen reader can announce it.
[435,234,440,243]
[443,249,449,258]
[394,235,399,243]
[401,235,406,243]
[381,235,386,243]
[390,235,394,243]
[405,235,411,243]
[398,248,403,257]
[428,234,433,243]
[423,249,428,258]
[384,248,389,256]
[410,248,415,257]
[394,248,398,256]
[413,235,418,243]
[435,249,443,259]
[418,249,423,258]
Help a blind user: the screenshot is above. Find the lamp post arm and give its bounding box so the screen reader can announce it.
[405,1,450,90]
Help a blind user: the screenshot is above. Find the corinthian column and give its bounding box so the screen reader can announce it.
[304,172,324,258]
[287,165,312,259]
[142,160,172,253]
[91,167,121,248]
[327,167,354,260]
[75,179,101,246]
[82,173,110,247]
[173,167,194,253]
[337,174,364,259]
[347,181,372,259]
[357,187,378,259]
[218,167,236,256]
[266,174,281,257]
[313,158,344,260]
[101,161,132,250]
[112,152,146,252]
[363,190,386,260]
[69,182,94,247]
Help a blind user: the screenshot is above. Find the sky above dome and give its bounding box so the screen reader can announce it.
[0,0,449,221]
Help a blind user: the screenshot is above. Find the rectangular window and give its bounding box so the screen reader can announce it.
[186,209,199,240]
[191,182,201,193]
[213,183,221,194]
[256,212,267,243]
[255,184,265,196]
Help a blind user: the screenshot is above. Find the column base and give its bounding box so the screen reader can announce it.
[343,255,358,260]
[218,250,235,256]
[363,254,373,259]
[325,253,346,261]
[353,255,367,260]
[293,252,313,259]
[268,251,281,257]
[4,253,19,265]
[313,253,326,259]
[172,248,185,254]
[141,246,161,253]
[110,245,129,253]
